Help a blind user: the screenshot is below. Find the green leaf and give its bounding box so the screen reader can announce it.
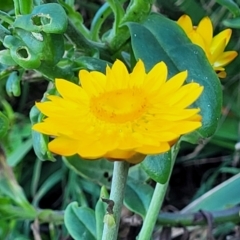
[0,23,11,42]
[124,178,154,219]
[3,35,41,69]
[155,0,206,23]
[32,170,63,206]
[223,17,240,28]
[13,3,68,34]
[216,0,240,17]
[74,56,111,73]
[95,186,109,240]
[15,29,65,65]
[30,106,55,161]
[181,173,240,213]
[141,151,172,184]
[7,138,32,167]
[128,164,149,182]
[0,112,9,138]
[63,155,113,187]
[128,13,222,139]
[65,202,96,240]
[0,49,16,66]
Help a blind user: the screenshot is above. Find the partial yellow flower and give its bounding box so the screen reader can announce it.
[178,15,238,78]
[32,60,203,164]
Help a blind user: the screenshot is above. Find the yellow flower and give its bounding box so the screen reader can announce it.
[178,15,238,78]
[32,60,203,164]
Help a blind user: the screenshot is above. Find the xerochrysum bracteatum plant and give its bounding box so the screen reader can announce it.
[0,0,238,240]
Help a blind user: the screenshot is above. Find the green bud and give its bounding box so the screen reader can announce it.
[103,213,116,228]
[6,71,22,97]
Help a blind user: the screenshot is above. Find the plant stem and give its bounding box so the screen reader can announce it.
[137,182,168,240]
[101,161,130,240]
[137,144,180,240]
[90,3,112,41]
[157,206,240,226]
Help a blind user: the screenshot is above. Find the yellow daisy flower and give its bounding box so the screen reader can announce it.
[178,15,238,78]
[32,60,203,164]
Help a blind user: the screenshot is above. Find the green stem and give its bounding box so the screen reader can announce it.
[36,62,76,81]
[137,183,168,240]
[106,0,125,34]
[137,144,180,240]
[105,0,153,51]
[0,11,14,25]
[90,3,112,41]
[157,206,240,226]
[101,161,130,240]
[19,0,33,14]
[66,20,106,56]
[13,0,21,15]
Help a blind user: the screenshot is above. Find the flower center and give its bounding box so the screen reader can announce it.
[90,88,147,123]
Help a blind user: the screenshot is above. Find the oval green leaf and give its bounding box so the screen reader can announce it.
[64,202,96,240]
[128,13,222,139]
[64,155,113,187]
[30,106,55,161]
[141,151,172,184]
[13,3,68,34]
[124,177,154,219]
[6,71,21,97]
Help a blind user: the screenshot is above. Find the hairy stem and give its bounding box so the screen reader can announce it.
[101,161,130,240]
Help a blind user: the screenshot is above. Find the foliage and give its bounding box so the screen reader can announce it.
[0,0,240,239]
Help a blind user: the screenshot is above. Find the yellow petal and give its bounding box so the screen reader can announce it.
[212,29,232,48]
[79,70,100,96]
[170,120,202,134]
[158,70,187,96]
[196,17,213,48]
[168,83,204,108]
[49,137,79,156]
[129,59,146,87]
[106,59,130,89]
[213,51,238,68]
[105,149,136,160]
[177,15,193,33]
[55,79,88,102]
[143,61,167,92]
[136,142,170,155]
[32,122,58,135]
[210,38,226,64]
[188,31,208,54]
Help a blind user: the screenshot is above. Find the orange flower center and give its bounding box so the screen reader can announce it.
[90,88,148,123]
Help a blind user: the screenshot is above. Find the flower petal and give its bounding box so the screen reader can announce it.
[130,59,146,87]
[49,137,79,156]
[212,29,232,48]
[55,79,88,102]
[197,17,213,48]
[213,51,238,68]
[143,61,167,93]
[136,142,170,155]
[177,15,193,33]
